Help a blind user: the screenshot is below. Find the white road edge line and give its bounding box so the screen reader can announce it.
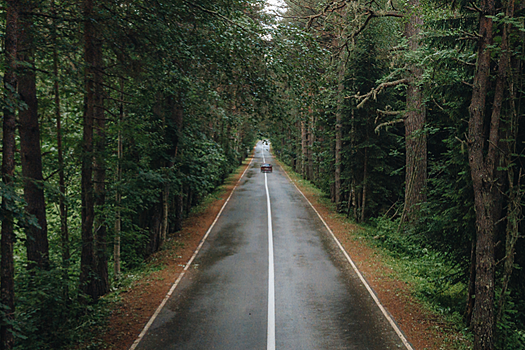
[281,167,414,350]
[129,155,255,350]
[265,171,276,350]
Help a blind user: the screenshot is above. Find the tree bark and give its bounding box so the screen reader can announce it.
[114,79,124,278]
[80,0,97,301]
[361,145,368,222]
[93,36,108,299]
[465,239,476,326]
[172,98,184,233]
[53,0,69,289]
[1,1,18,347]
[467,0,497,347]
[301,120,307,178]
[161,186,169,242]
[308,111,315,181]
[402,0,427,224]
[334,55,345,208]
[18,0,50,270]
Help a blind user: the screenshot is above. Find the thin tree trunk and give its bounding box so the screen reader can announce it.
[1,2,18,347]
[496,35,522,325]
[308,111,315,181]
[174,193,184,232]
[330,135,336,203]
[465,239,476,326]
[361,146,368,222]
[93,37,108,298]
[52,0,70,292]
[496,169,522,327]
[352,179,358,219]
[172,98,184,233]
[161,186,169,242]
[18,0,50,270]
[114,79,124,278]
[467,0,497,347]
[80,0,97,301]
[295,120,301,173]
[301,120,307,178]
[334,55,344,208]
[402,0,426,223]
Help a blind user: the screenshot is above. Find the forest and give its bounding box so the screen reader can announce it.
[0,0,524,349]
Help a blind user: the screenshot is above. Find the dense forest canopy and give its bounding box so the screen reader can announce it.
[1,0,524,349]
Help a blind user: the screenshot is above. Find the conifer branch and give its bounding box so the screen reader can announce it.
[185,2,249,32]
[350,78,408,108]
[374,118,405,133]
[350,10,403,40]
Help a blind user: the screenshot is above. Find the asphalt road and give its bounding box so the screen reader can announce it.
[134,142,407,350]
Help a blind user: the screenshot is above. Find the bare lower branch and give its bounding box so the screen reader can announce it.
[374,118,404,133]
[465,3,482,12]
[350,10,403,39]
[432,97,445,110]
[451,57,476,66]
[376,109,402,116]
[350,78,408,108]
[185,1,248,32]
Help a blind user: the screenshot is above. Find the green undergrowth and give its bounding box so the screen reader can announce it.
[276,159,470,349]
[189,158,249,216]
[362,217,472,349]
[97,158,252,345]
[108,157,250,295]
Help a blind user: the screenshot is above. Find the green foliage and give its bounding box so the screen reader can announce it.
[365,216,468,329]
[13,268,109,350]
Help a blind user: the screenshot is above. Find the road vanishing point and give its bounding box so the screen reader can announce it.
[132,141,410,350]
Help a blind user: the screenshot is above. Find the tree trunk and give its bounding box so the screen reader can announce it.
[53,0,69,289]
[334,54,345,208]
[361,145,368,223]
[148,203,162,255]
[93,37,108,299]
[309,112,315,182]
[301,120,307,178]
[161,186,169,242]
[172,98,184,233]
[295,121,301,173]
[114,79,124,278]
[467,0,498,347]
[465,240,476,326]
[1,1,18,347]
[18,0,50,270]
[174,193,184,232]
[80,0,97,301]
[402,0,427,224]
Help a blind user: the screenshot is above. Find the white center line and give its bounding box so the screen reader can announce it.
[265,159,275,350]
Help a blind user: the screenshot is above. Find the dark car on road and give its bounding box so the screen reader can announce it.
[261,163,272,173]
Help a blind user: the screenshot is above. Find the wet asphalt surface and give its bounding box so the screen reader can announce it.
[135,142,407,350]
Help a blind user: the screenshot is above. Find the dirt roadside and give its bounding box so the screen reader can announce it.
[101,154,457,350]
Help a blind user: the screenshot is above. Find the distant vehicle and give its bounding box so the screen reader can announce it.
[261,163,272,173]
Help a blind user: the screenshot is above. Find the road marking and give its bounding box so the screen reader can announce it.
[281,167,414,350]
[264,154,276,350]
[129,155,254,350]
